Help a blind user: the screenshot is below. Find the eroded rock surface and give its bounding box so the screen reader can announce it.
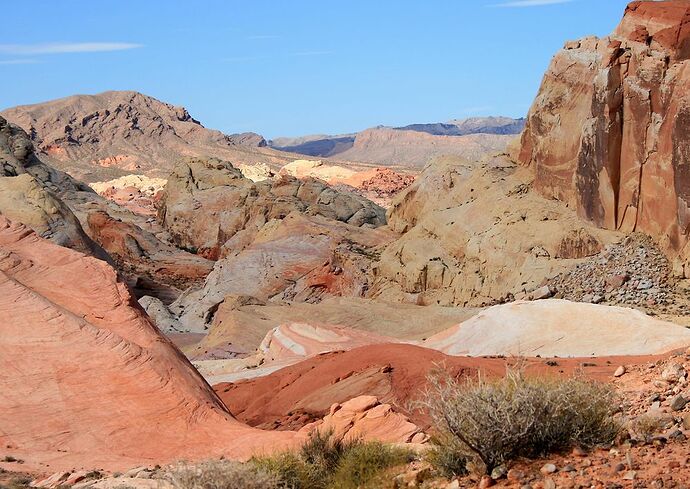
[158,157,387,259]
[0,216,298,471]
[369,155,618,306]
[425,299,690,357]
[518,1,690,273]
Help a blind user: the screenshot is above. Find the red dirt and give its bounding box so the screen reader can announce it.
[214,343,664,431]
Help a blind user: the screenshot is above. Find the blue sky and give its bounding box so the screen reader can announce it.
[0,0,630,138]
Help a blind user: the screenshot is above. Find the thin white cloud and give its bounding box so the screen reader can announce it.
[492,0,573,7]
[289,50,332,57]
[0,58,39,65]
[0,42,142,55]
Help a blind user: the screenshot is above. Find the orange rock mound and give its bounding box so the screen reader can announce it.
[0,216,297,471]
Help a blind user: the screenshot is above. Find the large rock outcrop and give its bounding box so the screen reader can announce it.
[171,212,395,332]
[518,0,690,273]
[0,116,107,258]
[0,216,297,471]
[369,154,618,306]
[158,157,387,259]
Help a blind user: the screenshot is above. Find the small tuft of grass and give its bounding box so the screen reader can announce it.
[168,460,282,489]
[253,430,413,489]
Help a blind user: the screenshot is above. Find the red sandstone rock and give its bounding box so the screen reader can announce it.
[518,0,690,272]
[0,216,297,471]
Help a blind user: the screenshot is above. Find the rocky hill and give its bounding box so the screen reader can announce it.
[518,0,690,274]
[270,117,524,167]
[0,91,296,182]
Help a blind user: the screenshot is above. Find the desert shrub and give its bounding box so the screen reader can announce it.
[169,460,282,489]
[425,433,470,478]
[422,367,621,474]
[253,430,412,489]
[331,440,412,489]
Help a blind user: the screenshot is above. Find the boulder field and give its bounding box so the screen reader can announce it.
[518,0,690,274]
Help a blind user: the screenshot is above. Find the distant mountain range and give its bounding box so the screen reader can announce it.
[1,91,524,180]
[268,117,525,166]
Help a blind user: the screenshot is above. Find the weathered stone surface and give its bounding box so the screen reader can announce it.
[368,155,617,306]
[424,299,690,357]
[158,157,386,259]
[171,212,395,332]
[0,216,297,470]
[299,396,426,444]
[0,116,108,259]
[518,1,690,273]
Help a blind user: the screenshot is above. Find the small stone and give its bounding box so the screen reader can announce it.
[490,465,507,480]
[531,285,553,300]
[507,468,525,481]
[670,394,688,411]
[614,366,626,377]
[614,463,626,472]
[622,470,637,480]
[637,280,653,290]
[540,463,557,474]
[446,480,460,489]
[543,478,556,489]
[561,464,576,472]
[479,475,495,488]
[682,413,690,430]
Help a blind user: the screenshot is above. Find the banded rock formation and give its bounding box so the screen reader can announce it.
[0,216,297,471]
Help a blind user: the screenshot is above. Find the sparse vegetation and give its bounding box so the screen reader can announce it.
[253,430,412,489]
[422,367,621,475]
[169,460,282,489]
[627,413,673,442]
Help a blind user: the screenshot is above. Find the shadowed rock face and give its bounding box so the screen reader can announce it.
[0,216,298,471]
[518,0,690,273]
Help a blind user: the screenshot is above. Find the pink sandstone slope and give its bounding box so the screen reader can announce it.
[0,216,297,472]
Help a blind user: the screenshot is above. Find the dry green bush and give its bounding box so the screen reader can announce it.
[253,430,412,489]
[169,460,282,489]
[422,367,621,475]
